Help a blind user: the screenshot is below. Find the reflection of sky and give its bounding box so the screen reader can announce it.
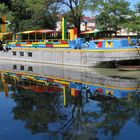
[0,92,20,139]
[0,91,73,139]
[116,120,140,140]
[1,88,140,139]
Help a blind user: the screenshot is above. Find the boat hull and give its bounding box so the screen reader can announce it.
[0,47,140,67]
[117,65,140,71]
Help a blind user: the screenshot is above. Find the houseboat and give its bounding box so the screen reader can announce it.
[0,19,140,67]
[0,34,140,67]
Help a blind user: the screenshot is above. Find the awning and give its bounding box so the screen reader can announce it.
[117,32,137,36]
[0,32,13,39]
[0,32,13,35]
[80,29,101,34]
[19,29,57,34]
[37,29,56,33]
[22,30,36,34]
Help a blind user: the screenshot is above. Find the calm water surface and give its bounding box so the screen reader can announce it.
[0,61,140,140]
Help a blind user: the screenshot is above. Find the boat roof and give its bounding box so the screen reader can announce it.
[80,29,116,34]
[80,29,101,34]
[17,29,57,34]
[0,32,13,39]
[0,32,13,35]
[22,30,36,34]
[37,29,57,33]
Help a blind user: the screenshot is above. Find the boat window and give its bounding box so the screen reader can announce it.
[12,51,16,56]
[13,65,17,69]
[20,65,24,70]
[20,52,24,56]
[28,52,32,57]
[28,66,33,72]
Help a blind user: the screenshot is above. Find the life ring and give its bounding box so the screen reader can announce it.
[85,42,89,47]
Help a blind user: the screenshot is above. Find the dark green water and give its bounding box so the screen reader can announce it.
[0,61,140,140]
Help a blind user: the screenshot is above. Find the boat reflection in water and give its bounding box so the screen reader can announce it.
[0,61,140,140]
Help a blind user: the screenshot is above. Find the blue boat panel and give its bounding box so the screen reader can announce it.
[121,39,129,47]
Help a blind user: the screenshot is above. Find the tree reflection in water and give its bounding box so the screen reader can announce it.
[11,88,140,140]
[4,74,139,140]
[131,94,140,125]
[11,87,99,140]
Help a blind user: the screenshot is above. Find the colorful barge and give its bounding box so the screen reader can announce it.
[0,17,140,67]
[0,37,139,67]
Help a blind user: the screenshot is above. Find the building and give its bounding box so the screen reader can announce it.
[81,16,96,31]
[55,15,96,32]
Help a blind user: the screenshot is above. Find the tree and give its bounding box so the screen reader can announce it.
[123,15,140,37]
[135,2,140,13]
[56,0,90,36]
[7,0,60,32]
[0,0,12,10]
[8,0,32,32]
[123,2,140,37]
[95,0,133,32]
[43,0,61,29]
[0,3,12,32]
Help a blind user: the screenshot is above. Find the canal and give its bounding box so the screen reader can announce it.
[0,60,140,140]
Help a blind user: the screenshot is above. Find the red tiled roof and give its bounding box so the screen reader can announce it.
[82,16,95,21]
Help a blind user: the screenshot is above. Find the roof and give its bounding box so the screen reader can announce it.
[37,29,56,33]
[82,16,95,22]
[22,30,36,34]
[0,32,13,39]
[80,29,101,34]
[0,32,13,35]
[80,29,116,34]
[17,29,57,34]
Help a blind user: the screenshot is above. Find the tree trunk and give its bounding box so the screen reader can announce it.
[74,16,81,37]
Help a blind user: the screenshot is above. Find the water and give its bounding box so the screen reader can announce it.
[0,61,140,140]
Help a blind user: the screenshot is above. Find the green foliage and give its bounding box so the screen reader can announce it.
[123,14,140,35]
[122,2,140,35]
[0,3,9,16]
[0,3,13,32]
[0,0,60,32]
[0,0,139,34]
[95,0,133,31]
[134,2,140,13]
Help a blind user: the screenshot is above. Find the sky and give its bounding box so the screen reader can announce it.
[127,0,140,9]
[128,0,139,6]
